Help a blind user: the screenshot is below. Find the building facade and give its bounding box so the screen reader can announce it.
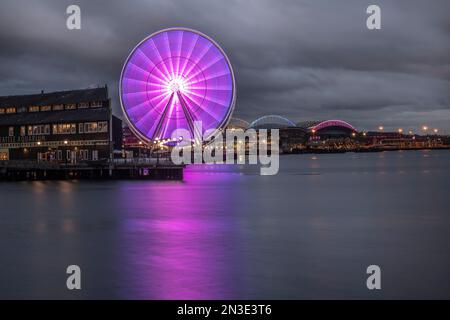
[0,87,122,162]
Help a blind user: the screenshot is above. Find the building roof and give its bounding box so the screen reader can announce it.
[0,108,109,126]
[297,120,356,131]
[0,87,108,108]
[249,115,297,129]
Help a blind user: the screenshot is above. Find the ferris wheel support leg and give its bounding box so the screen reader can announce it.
[177,92,201,142]
[151,92,174,141]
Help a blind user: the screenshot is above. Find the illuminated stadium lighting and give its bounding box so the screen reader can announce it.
[434,128,439,133]
[378,126,384,131]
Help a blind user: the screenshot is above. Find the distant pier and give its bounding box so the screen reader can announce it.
[0,159,184,181]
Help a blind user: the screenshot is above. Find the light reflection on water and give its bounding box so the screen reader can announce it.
[1,151,450,299]
[118,166,242,299]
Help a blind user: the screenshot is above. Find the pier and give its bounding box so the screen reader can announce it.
[0,159,184,181]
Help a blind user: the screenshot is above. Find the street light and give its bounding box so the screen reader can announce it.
[378,126,384,131]
[398,128,403,134]
[422,126,428,132]
[433,128,439,134]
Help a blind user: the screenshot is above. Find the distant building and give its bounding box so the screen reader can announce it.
[122,125,150,158]
[0,87,122,162]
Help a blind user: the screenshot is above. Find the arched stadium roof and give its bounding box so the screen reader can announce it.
[297,120,357,132]
[249,115,297,129]
[226,117,250,130]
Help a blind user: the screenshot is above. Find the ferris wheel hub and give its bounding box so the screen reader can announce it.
[168,78,186,93]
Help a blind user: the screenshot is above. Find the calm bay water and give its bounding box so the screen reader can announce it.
[1,150,450,299]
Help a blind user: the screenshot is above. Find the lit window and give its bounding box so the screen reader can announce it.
[29,106,40,112]
[65,104,76,110]
[0,108,4,114]
[40,105,51,111]
[91,101,102,108]
[98,121,108,133]
[78,102,89,109]
[20,126,25,136]
[6,107,16,114]
[9,127,14,137]
[84,122,98,133]
[79,123,83,133]
[53,104,64,111]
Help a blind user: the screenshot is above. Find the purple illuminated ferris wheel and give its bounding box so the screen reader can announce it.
[119,28,236,143]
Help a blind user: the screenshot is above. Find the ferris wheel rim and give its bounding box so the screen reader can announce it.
[119,27,237,144]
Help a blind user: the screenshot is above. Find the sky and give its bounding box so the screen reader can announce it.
[0,0,449,132]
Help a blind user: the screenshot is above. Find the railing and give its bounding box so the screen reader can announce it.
[112,157,175,166]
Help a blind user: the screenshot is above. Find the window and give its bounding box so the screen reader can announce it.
[6,107,16,114]
[53,104,63,111]
[0,108,4,114]
[66,150,71,160]
[78,102,89,109]
[57,150,62,161]
[65,104,76,110]
[40,105,51,112]
[84,122,98,133]
[53,123,76,134]
[29,106,40,112]
[26,124,51,136]
[9,127,14,137]
[79,123,83,133]
[98,121,108,133]
[91,101,102,108]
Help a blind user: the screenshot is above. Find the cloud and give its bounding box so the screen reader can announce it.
[0,0,449,131]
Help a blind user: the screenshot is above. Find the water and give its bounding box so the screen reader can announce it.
[1,150,450,299]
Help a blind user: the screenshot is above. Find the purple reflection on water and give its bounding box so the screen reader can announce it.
[118,165,242,299]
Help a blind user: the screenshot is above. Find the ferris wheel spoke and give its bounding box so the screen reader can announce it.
[179,34,200,76]
[184,89,229,108]
[136,49,170,83]
[151,92,175,140]
[133,93,171,124]
[185,56,224,82]
[149,39,172,82]
[174,31,184,78]
[189,71,231,86]
[177,92,202,140]
[183,43,213,79]
[181,91,222,123]
[163,32,176,78]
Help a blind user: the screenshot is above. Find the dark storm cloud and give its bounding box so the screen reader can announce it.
[0,0,449,131]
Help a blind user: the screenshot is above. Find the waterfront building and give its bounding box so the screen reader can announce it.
[0,87,122,162]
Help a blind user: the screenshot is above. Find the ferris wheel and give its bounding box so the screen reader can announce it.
[119,28,236,144]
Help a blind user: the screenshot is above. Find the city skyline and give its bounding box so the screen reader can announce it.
[0,0,449,130]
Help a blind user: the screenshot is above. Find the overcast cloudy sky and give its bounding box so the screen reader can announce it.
[0,0,449,131]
